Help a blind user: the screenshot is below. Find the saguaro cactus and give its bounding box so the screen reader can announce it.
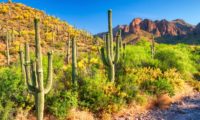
[72,36,77,84]
[11,27,15,43]
[66,39,71,64]
[18,45,25,80]
[151,35,155,59]
[8,0,12,3]
[6,31,10,65]
[100,10,121,82]
[24,18,53,120]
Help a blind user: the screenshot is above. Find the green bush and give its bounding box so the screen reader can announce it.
[116,72,138,103]
[155,46,196,74]
[47,90,78,119]
[0,67,32,119]
[79,73,124,113]
[123,45,152,68]
[140,78,174,96]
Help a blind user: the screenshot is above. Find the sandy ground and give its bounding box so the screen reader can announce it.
[115,92,200,120]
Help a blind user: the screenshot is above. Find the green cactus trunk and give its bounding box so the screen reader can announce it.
[66,37,71,64]
[19,45,25,80]
[11,28,14,43]
[6,32,10,66]
[52,31,55,45]
[151,35,155,59]
[72,37,77,84]
[100,10,121,82]
[24,18,53,120]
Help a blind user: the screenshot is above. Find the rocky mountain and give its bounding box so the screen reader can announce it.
[97,18,200,44]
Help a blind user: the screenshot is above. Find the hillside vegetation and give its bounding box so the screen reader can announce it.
[0,2,95,66]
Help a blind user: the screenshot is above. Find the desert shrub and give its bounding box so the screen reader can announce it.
[0,67,32,119]
[140,78,174,96]
[116,72,138,103]
[123,45,152,68]
[163,69,185,91]
[155,46,196,74]
[47,90,78,120]
[79,73,125,113]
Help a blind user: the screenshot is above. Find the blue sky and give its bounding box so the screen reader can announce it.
[1,0,200,34]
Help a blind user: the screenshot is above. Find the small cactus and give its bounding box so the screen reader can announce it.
[24,18,53,120]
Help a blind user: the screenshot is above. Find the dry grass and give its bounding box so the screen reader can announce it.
[155,94,172,110]
[67,108,94,120]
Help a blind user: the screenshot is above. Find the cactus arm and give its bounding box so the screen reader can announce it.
[100,47,109,66]
[31,60,38,88]
[24,43,39,93]
[114,35,120,63]
[25,63,39,93]
[44,52,53,94]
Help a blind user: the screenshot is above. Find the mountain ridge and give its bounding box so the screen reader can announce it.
[97,18,200,44]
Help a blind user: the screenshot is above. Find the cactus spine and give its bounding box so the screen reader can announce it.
[6,31,10,65]
[151,35,155,59]
[24,18,53,120]
[72,37,77,84]
[100,10,120,82]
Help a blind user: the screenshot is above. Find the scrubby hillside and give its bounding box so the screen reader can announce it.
[0,2,96,66]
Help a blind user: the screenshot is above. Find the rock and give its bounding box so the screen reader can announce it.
[129,18,142,34]
[96,18,197,44]
[140,19,157,34]
[194,23,200,34]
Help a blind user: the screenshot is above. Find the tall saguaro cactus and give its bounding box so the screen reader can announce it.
[24,18,53,120]
[100,10,121,82]
[72,37,77,84]
[6,31,10,66]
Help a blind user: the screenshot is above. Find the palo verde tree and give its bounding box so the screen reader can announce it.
[24,18,53,120]
[100,10,121,82]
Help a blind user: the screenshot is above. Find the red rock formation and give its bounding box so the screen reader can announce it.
[97,18,195,41]
[140,19,157,34]
[129,18,142,34]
